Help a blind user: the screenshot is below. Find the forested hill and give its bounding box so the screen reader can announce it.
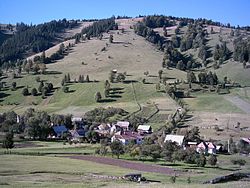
[0,19,79,63]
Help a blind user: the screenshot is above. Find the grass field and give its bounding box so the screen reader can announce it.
[184,92,243,113]
[0,143,250,188]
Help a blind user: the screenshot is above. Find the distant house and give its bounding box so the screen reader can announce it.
[116,121,130,131]
[164,134,184,146]
[69,128,85,141]
[52,125,68,138]
[71,117,83,123]
[111,131,144,145]
[94,123,111,136]
[185,142,197,149]
[196,142,216,154]
[137,125,152,134]
[241,138,250,145]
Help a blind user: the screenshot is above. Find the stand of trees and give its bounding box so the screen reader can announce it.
[0,19,79,63]
[81,17,118,38]
[233,37,250,63]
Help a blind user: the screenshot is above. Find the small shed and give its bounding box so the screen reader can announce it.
[137,125,152,134]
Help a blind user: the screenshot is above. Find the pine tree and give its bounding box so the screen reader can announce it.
[86,75,90,82]
[95,92,102,102]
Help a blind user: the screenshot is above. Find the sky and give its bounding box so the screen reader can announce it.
[0,0,250,26]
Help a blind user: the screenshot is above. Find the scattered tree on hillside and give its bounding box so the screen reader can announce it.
[11,82,17,90]
[109,34,114,43]
[22,88,29,96]
[31,88,38,96]
[95,92,102,102]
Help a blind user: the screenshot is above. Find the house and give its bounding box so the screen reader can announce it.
[94,123,111,136]
[71,117,83,122]
[241,138,250,145]
[184,142,197,149]
[116,121,130,131]
[52,125,68,138]
[164,134,185,146]
[196,142,216,154]
[111,131,144,145]
[69,128,85,141]
[137,125,152,134]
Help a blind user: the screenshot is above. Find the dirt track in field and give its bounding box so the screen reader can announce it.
[224,96,250,114]
[64,155,178,175]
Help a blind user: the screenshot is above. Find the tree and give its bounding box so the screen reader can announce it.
[208,154,217,166]
[38,81,44,92]
[116,73,126,82]
[104,88,109,97]
[40,51,46,63]
[187,71,197,83]
[110,141,124,159]
[156,83,161,91]
[11,82,17,90]
[161,141,180,162]
[109,34,114,43]
[62,86,69,93]
[158,70,163,79]
[22,88,29,96]
[104,80,110,90]
[33,63,40,74]
[95,92,102,102]
[109,71,116,83]
[185,127,201,142]
[196,153,206,167]
[31,88,38,96]
[2,132,14,150]
[85,75,90,82]
[40,63,46,74]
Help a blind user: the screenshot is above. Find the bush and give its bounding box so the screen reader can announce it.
[31,88,38,96]
[208,155,217,166]
[22,88,29,96]
[231,159,246,166]
[170,175,176,183]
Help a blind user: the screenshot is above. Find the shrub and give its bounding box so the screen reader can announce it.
[231,159,246,166]
[22,88,29,96]
[208,154,217,166]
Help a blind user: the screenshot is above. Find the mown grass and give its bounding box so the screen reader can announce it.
[184,92,243,113]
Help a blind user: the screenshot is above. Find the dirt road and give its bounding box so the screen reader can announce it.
[224,96,250,114]
[64,155,177,175]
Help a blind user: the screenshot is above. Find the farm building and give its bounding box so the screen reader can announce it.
[52,125,68,138]
[164,134,184,146]
[111,131,144,145]
[116,121,130,131]
[196,142,217,154]
[137,125,152,134]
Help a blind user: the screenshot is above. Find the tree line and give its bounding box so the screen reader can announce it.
[0,19,79,63]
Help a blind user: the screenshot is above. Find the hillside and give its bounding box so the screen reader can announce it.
[0,16,249,140]
[0,15,250,188]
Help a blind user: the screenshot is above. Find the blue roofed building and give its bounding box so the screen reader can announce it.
[52,125,68,138]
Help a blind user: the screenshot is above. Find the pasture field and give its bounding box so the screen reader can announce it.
[0,140,250,188]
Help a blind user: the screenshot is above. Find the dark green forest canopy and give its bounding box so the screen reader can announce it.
[0,19,79,63]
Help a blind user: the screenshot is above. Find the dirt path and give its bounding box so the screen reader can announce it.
[224,95,250,114]
[63,155,177,175]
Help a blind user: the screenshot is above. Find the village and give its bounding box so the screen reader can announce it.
[49,114,249,156]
